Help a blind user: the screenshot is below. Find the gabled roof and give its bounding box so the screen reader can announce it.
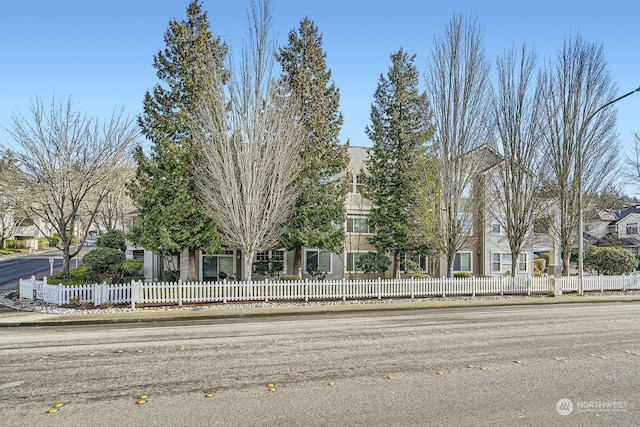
[604,205,640,225]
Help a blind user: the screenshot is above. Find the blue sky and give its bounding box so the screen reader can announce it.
[1,1,638,176]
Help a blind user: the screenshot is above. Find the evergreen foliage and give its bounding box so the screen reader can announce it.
[96,230,126,252]
[356,252,392,276]
[364,49,438,278]
[276,18,350,276]
[129,1,226,277]
[584,245,638,275]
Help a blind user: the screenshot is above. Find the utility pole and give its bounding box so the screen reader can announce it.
[577,86,640,295]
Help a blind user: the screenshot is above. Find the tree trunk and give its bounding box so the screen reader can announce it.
[293,246,303,278]
[447,254,454,278]
[187,248,198,281]
[62,244,71,276]
[243,251,255,282]
[393,252,400,279]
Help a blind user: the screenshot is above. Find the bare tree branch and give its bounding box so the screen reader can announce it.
[6,97,139,275]
[191,0,304,281]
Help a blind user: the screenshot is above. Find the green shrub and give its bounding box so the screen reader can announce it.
[6,240,26,249]
[48,234,62,247]
[401,259,421,274]
[162,269,179,282]
[122,259,143,276]
[38,237,50,249]
[453,272,473,278]
[96,230,126,252]
[584,245,638,275]
[357,252,391,276]
[82,248,124,273]
[408,273,430,279]
[279,275,301,281]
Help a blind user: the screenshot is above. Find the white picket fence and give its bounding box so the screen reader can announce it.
[17,274,640,308]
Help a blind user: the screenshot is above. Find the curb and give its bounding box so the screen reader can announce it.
[2,293,640,327]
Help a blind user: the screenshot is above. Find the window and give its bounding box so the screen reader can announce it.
[401,254,427,272]
[457,213,473,235]
[203,251,235,281]
[305,250,331,273]
[490,217,502,234]
[346,216,374,234]
[253,250,285,275]
[453,252,472,272]
[132,250,145,261]
[491,253,501,272]
[626,223,638,235]
[491,253,512,273]
[352,175,364,194]
[518,253,528,272]
[346,252,366,273]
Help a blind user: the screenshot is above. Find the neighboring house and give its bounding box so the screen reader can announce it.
[587,205,640,255]
[5,214,52,250]
[126,145,559,281]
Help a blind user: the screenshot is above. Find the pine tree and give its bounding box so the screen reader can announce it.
[276,18,350,277]
[129,1,227,280]
[365,49,437,278]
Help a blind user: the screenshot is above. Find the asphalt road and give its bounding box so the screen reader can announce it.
[0,243,94,290]
[1,303,639,426]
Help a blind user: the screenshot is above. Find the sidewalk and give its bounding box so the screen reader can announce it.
[2,293,640,327]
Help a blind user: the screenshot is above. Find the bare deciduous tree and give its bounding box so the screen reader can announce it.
[0,150,28,249]
[538,34,619,276]
[92,164,136,231]
[625,132,640,189]
[488,43,544,277]
[6,98,139,275]
[426,13,491,277]
[191,0,304,281]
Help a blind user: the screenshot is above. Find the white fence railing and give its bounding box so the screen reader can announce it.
[16,274,640,308]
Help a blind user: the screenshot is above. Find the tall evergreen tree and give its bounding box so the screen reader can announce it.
[129,1,227,280]
[365,49,437,279]
[276,18,350,277]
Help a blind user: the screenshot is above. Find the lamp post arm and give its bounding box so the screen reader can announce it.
[577,85,640,295]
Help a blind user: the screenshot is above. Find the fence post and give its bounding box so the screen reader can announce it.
[304,278,309,303]
[178,278,183,306]
[623,274,627,292]
[472,277,476,298]
[442,277,446,298]
[223,279,227,304]
[58,284,63,306]
[527,277,531,296]
[500,277,504,296]
[377,278,382,300]
[130,280,136,310]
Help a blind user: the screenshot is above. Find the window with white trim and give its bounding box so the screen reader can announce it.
[491,252,512,273]
[490,217,502,234]
[518,253,528,272]
[346,216,374,234]
[253,250,285,275]
[453,252,472,272]
[346,252,366,273]
[305,250,331,274]
[626,223,638,235]
[401,254,427,272]
[457,213,473,235]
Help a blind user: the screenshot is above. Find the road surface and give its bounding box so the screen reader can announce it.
[1,303,639,426]
[0,242,93,290]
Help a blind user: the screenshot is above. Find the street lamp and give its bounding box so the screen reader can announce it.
[578,85,640,295]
